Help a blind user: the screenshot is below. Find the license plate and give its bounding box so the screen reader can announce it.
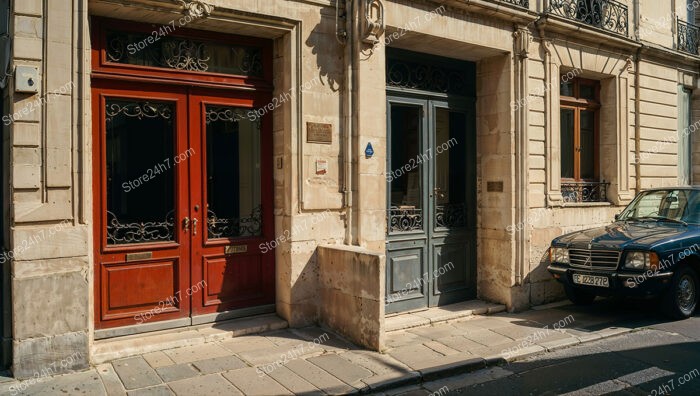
[572,274,609,288]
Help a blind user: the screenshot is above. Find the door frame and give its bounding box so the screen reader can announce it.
[385,91,477,314]
[90,18,275,334]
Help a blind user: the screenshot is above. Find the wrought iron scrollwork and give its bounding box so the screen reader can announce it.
[547,0,628,36]
[205,107,249,124]
[561,181,609,203]
[388,206,423,232]
[207,206,262,239]
[162,40,210,72]
[498,0,529,8]
[386,59,470,96]
[105,31,263,77]
[106,101,173,122]
[435,203,467,228]
[107,210,175,244]
[678,18,700,55]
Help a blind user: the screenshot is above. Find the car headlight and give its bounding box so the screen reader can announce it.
[550,247,569,264]
[624,251,659,270]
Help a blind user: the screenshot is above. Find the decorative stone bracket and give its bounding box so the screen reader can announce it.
[360,0,385,45]
[174,0,214,18]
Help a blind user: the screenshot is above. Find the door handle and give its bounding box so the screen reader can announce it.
[192,218,198,235]
[183,217,190,232]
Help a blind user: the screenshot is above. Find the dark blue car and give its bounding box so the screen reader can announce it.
[548,188,700,319]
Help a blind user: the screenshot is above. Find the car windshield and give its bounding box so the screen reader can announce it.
[618,189,700,225]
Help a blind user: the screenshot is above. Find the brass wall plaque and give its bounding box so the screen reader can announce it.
[306,122,332,144]
[487,181,504,192]
[225,245,248,254]
[126,252,153,261]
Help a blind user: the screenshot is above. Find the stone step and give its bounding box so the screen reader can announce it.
[92,314,288,364]
[385,300,506,333]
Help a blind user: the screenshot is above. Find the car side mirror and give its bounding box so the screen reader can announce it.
[614,213,621,221]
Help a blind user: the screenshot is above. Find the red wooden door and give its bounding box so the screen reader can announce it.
[188,90,275,316]
[93,82,275,329]
[93,81,192,329]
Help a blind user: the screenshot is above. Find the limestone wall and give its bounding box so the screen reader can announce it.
[317,245,385,351]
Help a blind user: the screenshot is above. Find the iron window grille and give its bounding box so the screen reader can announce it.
[561,181,610,203]
[547,0,629,37]
[495,0,530,8]
[677,17,700,55]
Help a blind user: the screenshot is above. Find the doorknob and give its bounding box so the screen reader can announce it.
[192,218,198,235]
[183,217,190,232]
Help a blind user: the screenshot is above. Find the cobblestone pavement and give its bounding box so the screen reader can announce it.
[0,300,661,395]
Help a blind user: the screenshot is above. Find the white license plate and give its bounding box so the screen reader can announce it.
[572,274,609,288]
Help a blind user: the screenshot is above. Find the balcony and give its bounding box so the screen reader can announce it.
[496,0,529,8]
[547,0,628,37]
[677,17,700,55]
[561,181,610,203]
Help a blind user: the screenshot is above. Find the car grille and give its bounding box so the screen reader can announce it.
[569,249,620,270]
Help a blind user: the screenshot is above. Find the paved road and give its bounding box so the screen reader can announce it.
[416,302,700,396]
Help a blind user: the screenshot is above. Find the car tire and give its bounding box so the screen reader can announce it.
[662,266,699,320]
[564,284,596,305]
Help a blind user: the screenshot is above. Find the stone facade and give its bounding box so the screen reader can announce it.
[1,0,699,378]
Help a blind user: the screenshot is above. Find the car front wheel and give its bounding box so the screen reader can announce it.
[662,266,699,319]
[564,284,596,305]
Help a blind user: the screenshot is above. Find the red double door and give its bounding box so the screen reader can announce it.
[92,81,274,329]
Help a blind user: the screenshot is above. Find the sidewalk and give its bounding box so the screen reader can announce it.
[0,300,654,395]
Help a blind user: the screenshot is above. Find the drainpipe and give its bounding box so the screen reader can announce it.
[513,25,530,288]
[342,0,354,245]
[634,47,641,194]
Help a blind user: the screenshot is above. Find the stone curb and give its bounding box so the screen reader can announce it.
[359,326,641,394]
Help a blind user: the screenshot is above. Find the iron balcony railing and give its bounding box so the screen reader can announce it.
[677,17,700,55]
[547,0,629,36]
[496,0,529,8]
[561,181,610,203]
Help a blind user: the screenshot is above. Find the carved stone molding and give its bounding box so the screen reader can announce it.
[513,27,532,59]
[360,0,385,46]
[174,0,214,18]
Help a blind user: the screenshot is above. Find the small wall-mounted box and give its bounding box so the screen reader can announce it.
[15,65,39,93]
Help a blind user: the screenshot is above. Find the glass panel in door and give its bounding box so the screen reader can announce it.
[388,105,424,233]
[434,108,467,229]
[105,100,176,244]
[205,106,262,240]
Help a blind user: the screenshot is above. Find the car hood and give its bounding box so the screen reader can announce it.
[553,221,689,250]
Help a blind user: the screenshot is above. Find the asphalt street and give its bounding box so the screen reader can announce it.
[418,300,700,396]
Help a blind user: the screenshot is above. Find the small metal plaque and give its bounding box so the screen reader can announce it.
[225,245,248,254]
[307,122,332,144]
[126,252,152,262]
[487,181,504,192]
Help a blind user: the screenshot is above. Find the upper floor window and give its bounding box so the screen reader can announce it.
[559,77,609,203]
[560,77,600,182]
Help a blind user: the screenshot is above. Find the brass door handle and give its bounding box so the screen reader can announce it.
[192,218,198,235]
[183,217,190,232]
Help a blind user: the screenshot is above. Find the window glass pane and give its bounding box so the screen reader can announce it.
[105,100,175,244]
[678,86,692,185]
[560,80,574,97]
[579,84,596,100]
[560,109,575,179]
[580,110,596,179]
[434,108,467,229]
[205,106,262,239]
[388,105,423,232]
